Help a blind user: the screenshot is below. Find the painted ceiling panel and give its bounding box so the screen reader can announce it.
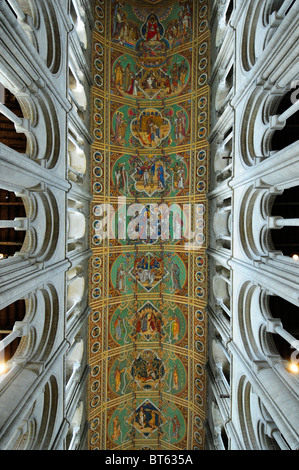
[89,0,209,451]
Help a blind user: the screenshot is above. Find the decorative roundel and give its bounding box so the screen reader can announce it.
[196,219,205,231]
[199,5,208,17]
[91,365,100,377]
[93,182,103,194]
[199,20,208,33]
[93,205,103,216]
[196,233,205,245]
[195,394,203,407]
[93,151,103,162]
[198,97,207,110]
[194,432,203,445]
[92,257,102,269]
[197,149,206,161]
[94,128,103,140]
[196,325,204,337]
[197,181,206,192]
[93,234,102,246]
[97,0,104,4]
[196,272,205,283]
[92,288,101,299]
[91,342,101,354]
[95,5,104,18]
[91,380,100,392]
[92,310,101,322]
[95,21,104,34]
[197,165,206,176]
[95,43,104,55]
[195,340,204,353]
[93,166,103,177]
[91,395,100,408]
[196,286,205,299]
[198,112,207,124]
[198,73,207,87]
[195,378,204,392]
[196,363,204,376]
[92,272,102,283]
[195,310,205,322]
[196,256,205,267]
[95,58,104,72]
[195,417,203,430]
[91,326,101,339]
[198,127,207,139]
[95,98,103,110]
[199,42,208,55]
[198,58,207,71]
[196,218,205,230]
[95,74,103,87]
[94,113,103,125]
[90,432,99,445]
[91,418,100,431]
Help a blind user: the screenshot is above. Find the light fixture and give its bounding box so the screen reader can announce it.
[0,254,4,260]
[0,362,7,375]
[292,254,299,261]
[289,363,299,374]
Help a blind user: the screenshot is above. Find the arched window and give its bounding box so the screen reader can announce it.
[213,128,233,185]
[0,189,27,259]
[68,131,87,183]
[214,198,232,250]
[213,272,231,321]
[66,401,84,450]
[66,266,85,322]
[268,296,299,365]
[215,68,234,115]
[67,210,86,242]
[68,64,87,119]
[271,90,299,153]
[225,0,233,24]
[70,0,87,49]
[0,299,26,370]
[269,186,299,258]
[0,84,27,153]
[5,0,62,75]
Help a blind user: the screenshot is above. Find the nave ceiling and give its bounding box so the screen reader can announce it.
[88,0,210,450]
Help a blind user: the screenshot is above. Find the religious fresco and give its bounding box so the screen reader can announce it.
[112,53,190,100]
[110,103,190,149]
[110,151,190,198]
[110,300,187,347]
[89,0,209,451]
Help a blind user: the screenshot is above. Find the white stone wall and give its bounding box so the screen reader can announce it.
[0,0,92,450]
[207,0,299,451]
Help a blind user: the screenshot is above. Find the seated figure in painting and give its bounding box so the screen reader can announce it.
[146,15,160,42]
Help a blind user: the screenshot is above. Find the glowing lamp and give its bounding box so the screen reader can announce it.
[289,363,299,374]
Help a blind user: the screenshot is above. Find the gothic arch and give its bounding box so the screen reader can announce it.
[0,79,61,168]
[240,0,287,73]
[237,376,260,449]
[238,185,276,260]
[237,281,268,362]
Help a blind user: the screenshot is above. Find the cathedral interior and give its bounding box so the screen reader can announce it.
[0,0,298,452]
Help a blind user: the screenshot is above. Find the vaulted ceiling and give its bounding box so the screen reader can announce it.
[88,0,210,450]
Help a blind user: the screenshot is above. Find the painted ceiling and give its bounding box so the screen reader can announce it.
[88,0,210,450]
